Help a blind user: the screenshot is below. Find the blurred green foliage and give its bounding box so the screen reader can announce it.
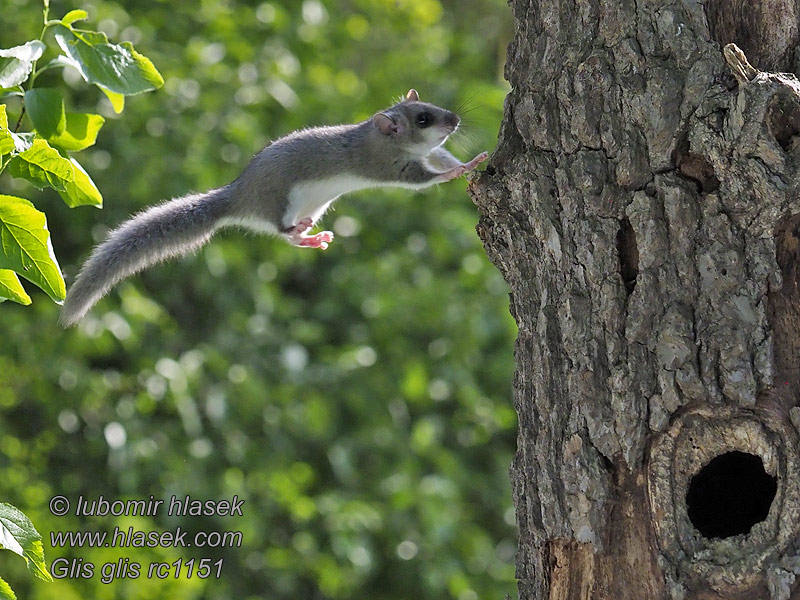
[0,0,516,599]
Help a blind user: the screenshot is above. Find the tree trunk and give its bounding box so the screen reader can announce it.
[469,1,800,598]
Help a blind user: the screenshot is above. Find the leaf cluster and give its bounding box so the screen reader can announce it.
[0,1,163,306]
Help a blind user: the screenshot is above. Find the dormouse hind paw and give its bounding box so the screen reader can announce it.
[297,231,334,250]
[285,219,334,249]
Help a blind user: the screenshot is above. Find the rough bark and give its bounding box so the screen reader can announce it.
[469,1,800,598]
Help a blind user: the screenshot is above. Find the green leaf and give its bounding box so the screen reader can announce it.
[0,576,17,600]
[122,41,164,88]
[24,88,66,138]
[0,503,53,582]
[0,195,65,301]
[0,269,32,304]
[0,41,45,88]
[7,138,74,191]
[61,9,88,25]
[0,107,34,156]
[23,540,52,582]
[100,86,124,113]
[54,25,164,95]
[47,112,104,151]
[58,158,103,207]
[0,105,14,156]
[70,29,108,45]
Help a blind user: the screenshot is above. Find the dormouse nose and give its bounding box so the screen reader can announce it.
[444,112,460,129]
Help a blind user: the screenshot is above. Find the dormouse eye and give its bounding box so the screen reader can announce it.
[415,112,433,127]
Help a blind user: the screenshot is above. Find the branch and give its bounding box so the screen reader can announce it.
[724,43,760,84]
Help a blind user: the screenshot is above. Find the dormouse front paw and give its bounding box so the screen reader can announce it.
[465,152,489,171]
[439,152,489,182]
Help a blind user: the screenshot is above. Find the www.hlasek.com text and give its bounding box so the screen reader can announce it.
[51,525,243,549]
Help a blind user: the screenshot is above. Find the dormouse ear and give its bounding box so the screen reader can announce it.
[373,112,399,135]
[405,89,420,102]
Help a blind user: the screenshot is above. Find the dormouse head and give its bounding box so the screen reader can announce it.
[372,89,460,155]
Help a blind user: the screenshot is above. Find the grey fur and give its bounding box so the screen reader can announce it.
[60,188,231,326]
[60,90,487,326]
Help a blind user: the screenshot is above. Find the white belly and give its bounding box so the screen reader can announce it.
[283,175,378,228]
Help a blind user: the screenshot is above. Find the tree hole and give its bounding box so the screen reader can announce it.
[686,451,777,539]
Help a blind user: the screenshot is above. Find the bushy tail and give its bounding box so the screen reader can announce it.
[60,187,231,326]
